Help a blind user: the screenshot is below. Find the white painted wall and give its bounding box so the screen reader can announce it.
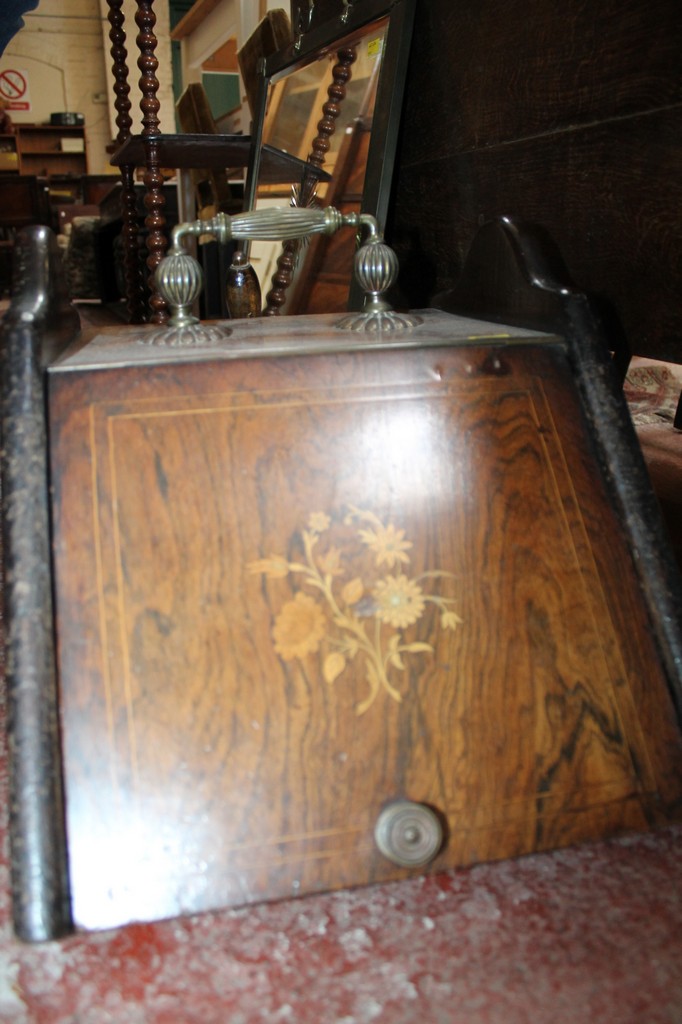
[2,0,175,174]
[2,0,110,171]
[1,0,285,174]
[177,0,288,135]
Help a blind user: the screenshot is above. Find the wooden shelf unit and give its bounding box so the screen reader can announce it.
[0,124,87,177]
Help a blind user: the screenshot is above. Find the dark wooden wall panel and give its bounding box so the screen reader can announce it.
[390,0,682,360]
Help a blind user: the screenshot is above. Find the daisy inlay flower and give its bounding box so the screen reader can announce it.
[308,511,331,533]
[374,574,426,629]
[358,522,412,569]
[273,592,326,660]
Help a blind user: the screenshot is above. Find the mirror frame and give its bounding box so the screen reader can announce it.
[243,0,416,311]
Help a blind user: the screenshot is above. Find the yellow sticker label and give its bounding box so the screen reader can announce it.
[367,37,383,57]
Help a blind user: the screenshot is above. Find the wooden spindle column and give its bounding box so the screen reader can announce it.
[107,0,146,323]
[135,0,168,323]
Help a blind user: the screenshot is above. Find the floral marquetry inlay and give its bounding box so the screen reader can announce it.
[248,507,463,715]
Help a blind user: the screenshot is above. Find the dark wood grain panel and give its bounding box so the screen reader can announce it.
[389,0,682,360]
[48,342,682,930]
[391,107,682,360]
[399,0,682,157]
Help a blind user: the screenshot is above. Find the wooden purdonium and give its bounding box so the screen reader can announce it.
[4,222,682,939]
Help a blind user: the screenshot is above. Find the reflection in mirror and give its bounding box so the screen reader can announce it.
[245,0,415,317]
[262,23,384,189]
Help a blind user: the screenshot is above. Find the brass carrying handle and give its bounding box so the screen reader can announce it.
[153,205,421,336]
[170,206,380,248]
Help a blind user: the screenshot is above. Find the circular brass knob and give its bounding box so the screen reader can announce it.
[374,801,443,868]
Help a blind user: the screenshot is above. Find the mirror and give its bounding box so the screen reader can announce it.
[244,0,416,315]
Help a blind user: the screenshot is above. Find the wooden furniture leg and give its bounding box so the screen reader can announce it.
[107,0,146,323]
[107,0,169,323]
[136,0,169,324]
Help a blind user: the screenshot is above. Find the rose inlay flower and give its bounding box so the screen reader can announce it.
[374,574,426,629]
[273,592,326,660]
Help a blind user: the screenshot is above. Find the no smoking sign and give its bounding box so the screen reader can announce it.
[0,68,31,111]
